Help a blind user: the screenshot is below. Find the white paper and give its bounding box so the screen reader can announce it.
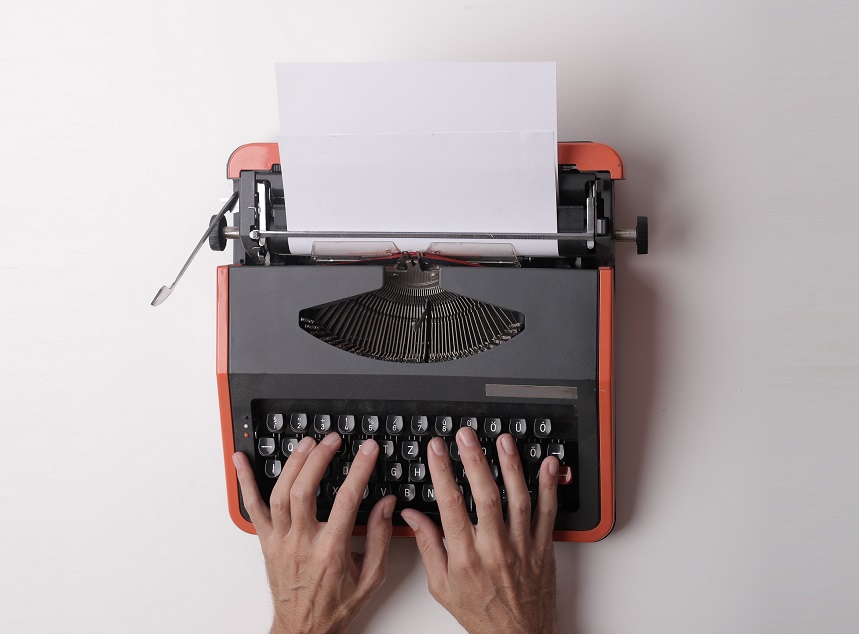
[276,62,559,256]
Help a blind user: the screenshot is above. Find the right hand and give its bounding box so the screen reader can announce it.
[400,427,561,634]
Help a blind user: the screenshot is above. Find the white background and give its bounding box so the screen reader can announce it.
[1,1,856,632]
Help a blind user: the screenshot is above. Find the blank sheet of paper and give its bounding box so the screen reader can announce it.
[276,62,559,256]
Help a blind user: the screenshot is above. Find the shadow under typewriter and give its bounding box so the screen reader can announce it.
[299,264,525,363]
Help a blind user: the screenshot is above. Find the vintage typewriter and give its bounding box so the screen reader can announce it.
[153,141,647,541]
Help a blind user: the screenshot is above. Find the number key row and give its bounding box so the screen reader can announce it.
[267,413,555,438]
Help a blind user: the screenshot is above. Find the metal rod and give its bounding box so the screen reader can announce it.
[249,229,593,241]
[151,192,239,307]
[613,229,637,241]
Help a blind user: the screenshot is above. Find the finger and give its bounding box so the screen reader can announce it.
[426,437,474,550]
[532,455,560,548]
[357,495,396,594]
[232,452,272,537]
[289,433,341,532]
[269,436,316,533]
[456,427,504,535]
[497,433,531,545]
[325,438,379,543]
[400,509,449,599]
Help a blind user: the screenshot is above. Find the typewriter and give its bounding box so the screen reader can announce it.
[154,141,647,542]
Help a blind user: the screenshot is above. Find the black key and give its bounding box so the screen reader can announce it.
[385,415,404,435]
[510,418,527,438]
[409,462,427,483]
[465,494,476,513]
[379,439,395,460]
[325,483,340,500]
[264,459,282,478]
[313,414,332,434]
[258,437,276,457]
[281,437,299,457]
[524,443,542,463]
[362,415,380,435]
[422,485,436,503]
[352,439,368,456]
[528,463,542,485]
[401,440,420,461]
[337,415,356,435]
[450,442,461,462]
[435,416,454,436]
[488,463,501,481]
[399,483,417,503]
[499,487,508,507]
[484,417,502,437]
[456,465,468,483]
[374,483,393,500]
[460,417,478,431]
[386,462,404,482]
[547,443,565,461]
[481,443,496,461]
[534,418,552,438]
[290,413,308,433]
[411,416,429,435]
[266,413,285,432]
[339,461,352,478]
[362,485,370,501]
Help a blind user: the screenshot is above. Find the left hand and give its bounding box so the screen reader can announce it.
[233,433,396,634]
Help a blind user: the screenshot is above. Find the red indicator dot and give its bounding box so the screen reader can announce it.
[243,432,249,438]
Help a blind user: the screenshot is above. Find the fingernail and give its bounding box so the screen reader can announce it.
[430,437,445,456]
[548,458,558,477]
[297,436,316,452]
[400,511,419,531]
[321,432,340,447]
[382,497,394,519]
[361,438,378,455]
[232,453,241,469]
[457,427,476,447]
[501,435,516,455]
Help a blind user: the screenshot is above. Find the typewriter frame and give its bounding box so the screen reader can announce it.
[217,142,619,542]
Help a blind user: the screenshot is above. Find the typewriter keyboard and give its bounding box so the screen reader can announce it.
[250,401,580,524]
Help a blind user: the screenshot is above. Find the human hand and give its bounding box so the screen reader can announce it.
[400,427,560,634]
[233,433,396,634]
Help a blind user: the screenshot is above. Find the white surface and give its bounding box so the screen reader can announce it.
[277,62,558,255]
[1,1,856,633]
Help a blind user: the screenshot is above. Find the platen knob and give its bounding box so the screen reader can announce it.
[636,216,649,255]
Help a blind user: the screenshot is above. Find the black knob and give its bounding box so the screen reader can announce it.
[208,214,227,251]
[636,216,649,255]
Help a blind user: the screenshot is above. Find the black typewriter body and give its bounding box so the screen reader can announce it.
[213,142,645,541]
[227,264,600,532]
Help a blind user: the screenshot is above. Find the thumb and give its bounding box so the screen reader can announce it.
[400,509,449,599]
[358,495,396,593]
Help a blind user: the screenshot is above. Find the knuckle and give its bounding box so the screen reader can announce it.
[441,490,464,512]
[463,450,485,466]
[269,497,288,514]
[335,488,359,510]
[432,457,453,477]
[476,494,500,514]
[289,487,309,507]
[511,499,531,517]
[505,459,522,474]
